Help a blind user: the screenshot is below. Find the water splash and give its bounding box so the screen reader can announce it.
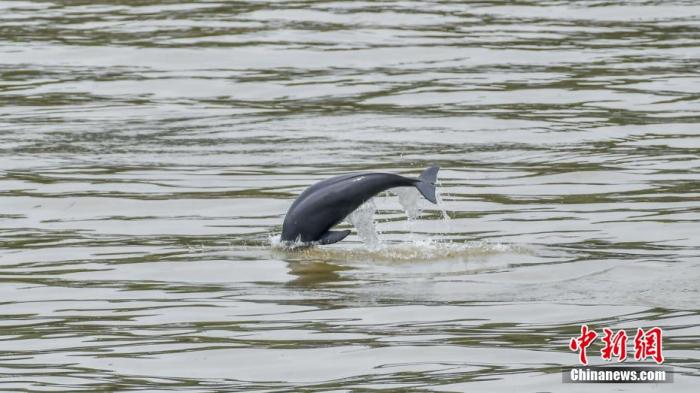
[435,179,451,221]
[393,187,421,220]
[269,233,285,248]
[345,198,380,248]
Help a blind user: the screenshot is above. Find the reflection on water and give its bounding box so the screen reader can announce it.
[1,0,699,391]
[286,260,349,287]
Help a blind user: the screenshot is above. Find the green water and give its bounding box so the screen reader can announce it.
[1,1,699,391]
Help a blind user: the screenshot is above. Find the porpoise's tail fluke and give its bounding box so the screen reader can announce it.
[415,165,440,204]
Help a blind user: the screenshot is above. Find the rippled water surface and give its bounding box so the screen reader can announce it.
[1,1,699,391]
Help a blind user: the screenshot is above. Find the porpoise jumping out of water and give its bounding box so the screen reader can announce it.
[281,165,439,246]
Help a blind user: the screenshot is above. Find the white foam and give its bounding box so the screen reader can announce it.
[277,238,527,263]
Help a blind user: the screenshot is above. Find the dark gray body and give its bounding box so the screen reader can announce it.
[281,166,439,245]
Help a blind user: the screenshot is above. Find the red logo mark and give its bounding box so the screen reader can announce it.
[569,324,598,365]
[568,325,665,365]
[634,327,664,364]
[601,328,628,362]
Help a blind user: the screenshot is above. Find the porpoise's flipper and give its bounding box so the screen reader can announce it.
[414,165,440,204]
[318,230,352,245]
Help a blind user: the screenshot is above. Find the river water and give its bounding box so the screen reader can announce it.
[1,1,699,391]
